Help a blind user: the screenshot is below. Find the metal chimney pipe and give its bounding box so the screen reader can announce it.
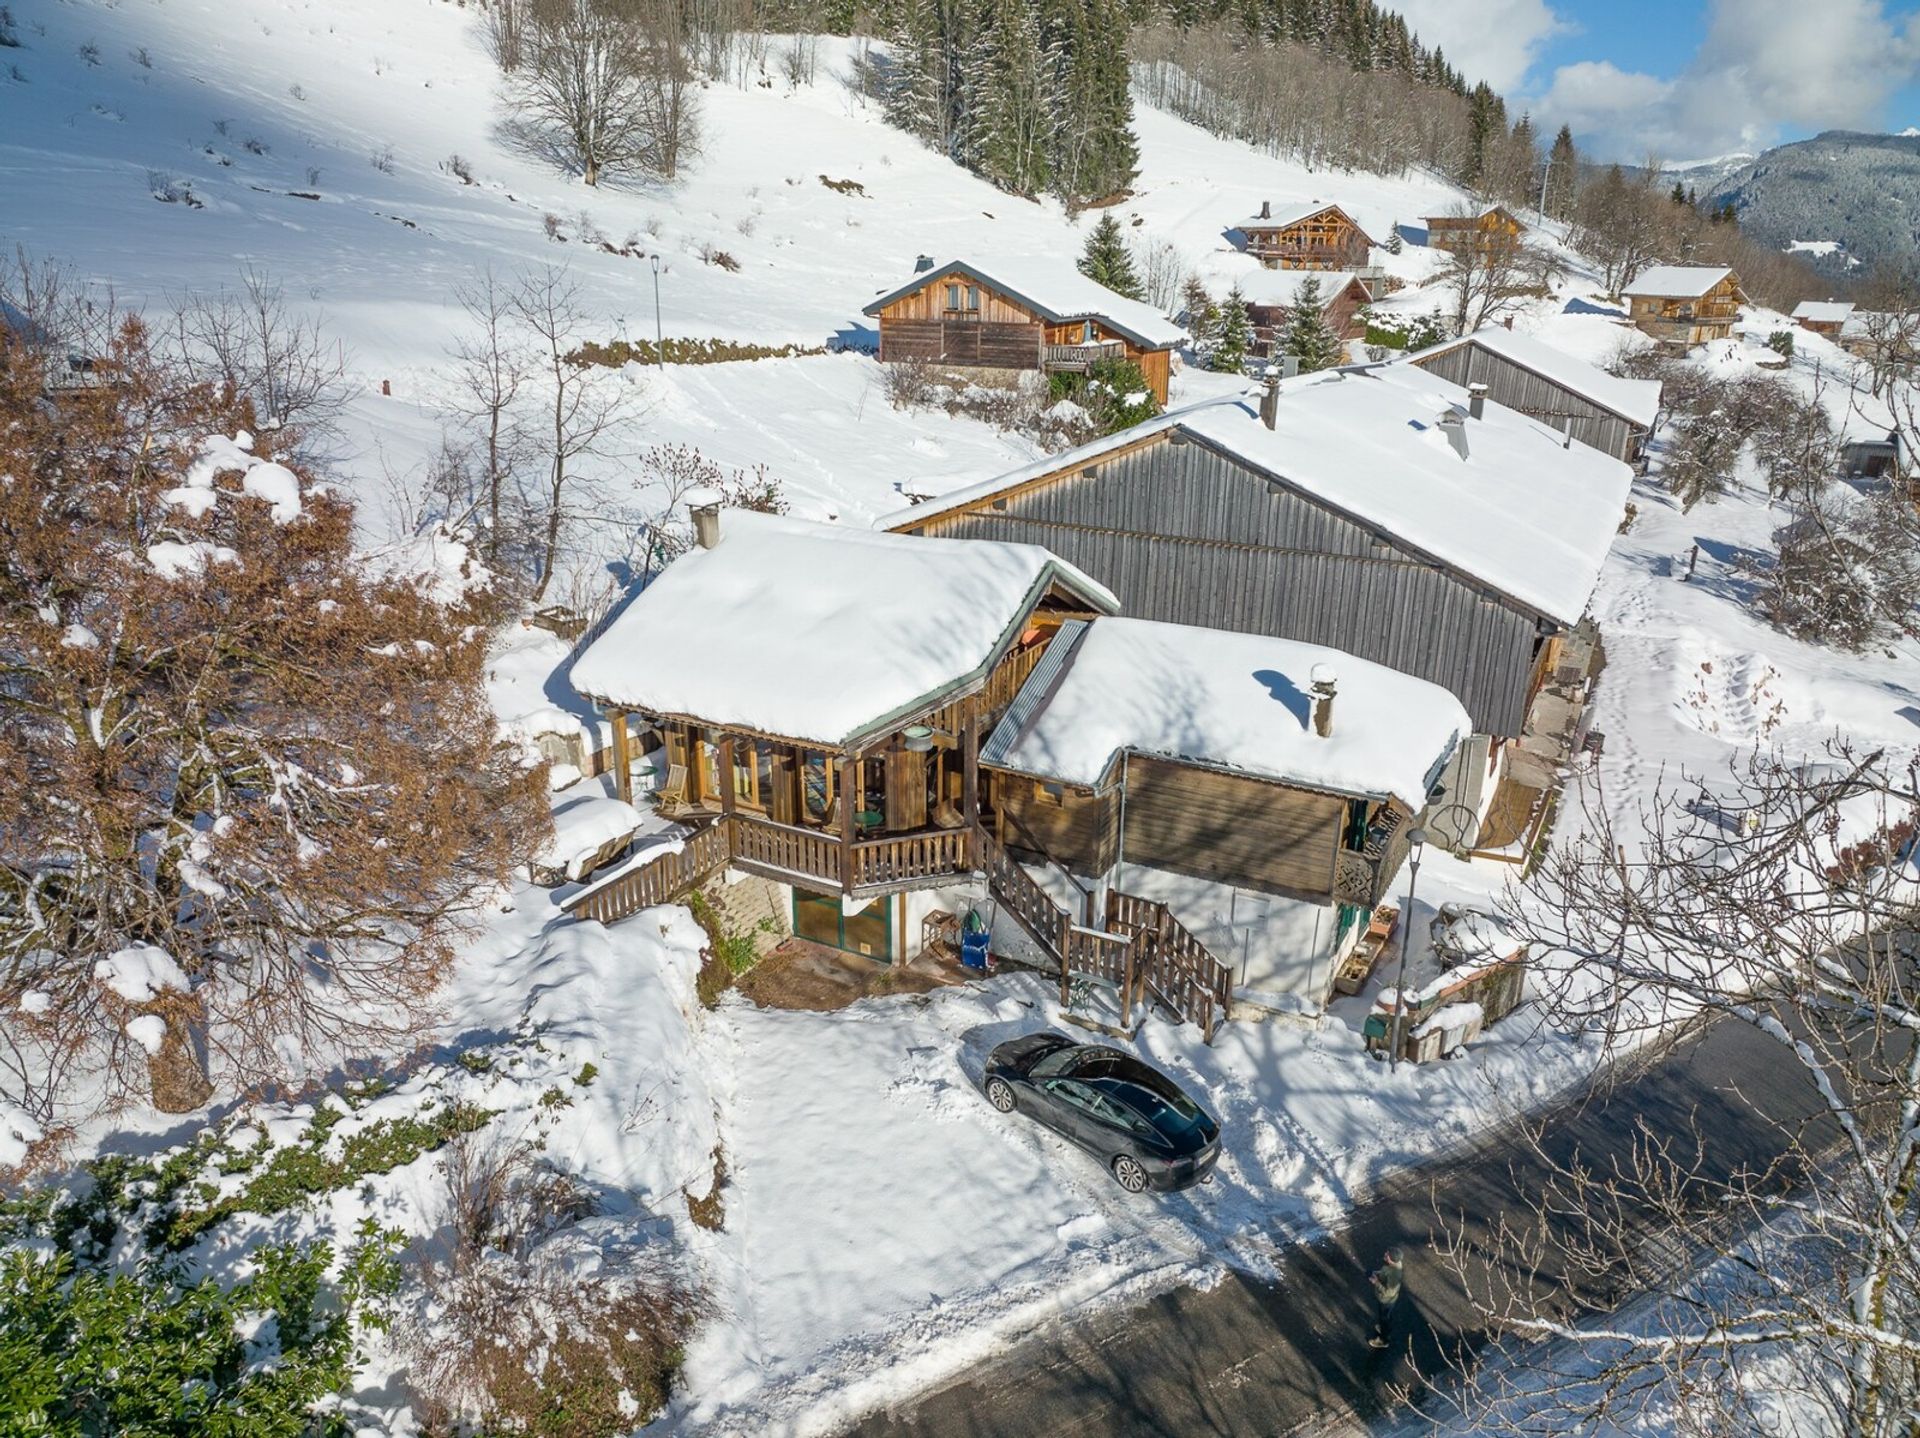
[1468,382,1488,420]
[690,501,721,549]
[1260,370,1281,430]
[1438,411,1470,460]
[1259,199,1271,220]
[1309,663,1338,737]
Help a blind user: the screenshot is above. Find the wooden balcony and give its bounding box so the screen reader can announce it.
[728,812,975,898]
[1042,340,1126,373]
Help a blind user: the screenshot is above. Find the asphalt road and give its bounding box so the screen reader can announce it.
[853,1015,1831,1438]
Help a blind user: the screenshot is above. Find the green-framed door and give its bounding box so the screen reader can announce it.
[792,891,893,962]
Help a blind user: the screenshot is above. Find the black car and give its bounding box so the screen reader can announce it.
[982,1033,1221,1193]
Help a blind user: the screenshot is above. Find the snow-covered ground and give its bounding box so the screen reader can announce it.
[9,1,1920,1433]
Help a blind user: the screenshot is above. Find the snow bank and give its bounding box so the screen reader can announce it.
[94,943,189,1003]
[532,794,645,882]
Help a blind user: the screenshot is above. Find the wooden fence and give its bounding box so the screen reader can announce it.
[561,822,731,925]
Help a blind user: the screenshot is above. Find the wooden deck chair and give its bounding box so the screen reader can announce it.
[653,762,690,813]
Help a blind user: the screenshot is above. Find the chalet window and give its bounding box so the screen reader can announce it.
[966,285,981,311]
[945,283,960,310]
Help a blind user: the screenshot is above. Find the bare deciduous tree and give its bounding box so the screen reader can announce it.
[449,267,530,565]
[1441,744,1920,1438]
[511,265,635,601]
[1438,212,1530,336]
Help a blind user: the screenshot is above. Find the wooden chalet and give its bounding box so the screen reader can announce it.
[982,617,1470,1003]
[1792,299,1855,340]
[863,256,1184,404]
[1621,265,1747,344]
[1237,201,1375,271]
[1406,326,1663,463]
[1424,205,1526,253]
[881,364,1632,852]
[1238,270,1374,353]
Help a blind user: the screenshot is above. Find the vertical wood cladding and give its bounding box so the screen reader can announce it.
[1120,758,1344,896]
[910,437,1542,737]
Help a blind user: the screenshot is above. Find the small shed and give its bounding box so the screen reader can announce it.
[1792,299,1855,339]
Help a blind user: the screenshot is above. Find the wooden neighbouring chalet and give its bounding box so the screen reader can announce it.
[1407,325,1663,463]
[1792,299,1855,340]
[1237,201,1376,271]
[1621,265,1747,345]
[863,256,1184,404]
[1238,270,1375,353]
[1424,205,1526,253]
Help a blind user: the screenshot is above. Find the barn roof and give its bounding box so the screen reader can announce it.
[571,511,1118,749]
[1792,300,1855,324]
[982,617,1469,809]
[1405,327,1663,428]
[879,363,1632,627]
[1622,265,1739,299]
[861,256,1186,351]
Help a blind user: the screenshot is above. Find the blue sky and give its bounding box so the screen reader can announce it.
[1395,0,1920,161]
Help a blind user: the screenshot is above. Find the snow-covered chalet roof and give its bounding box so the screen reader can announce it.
[570,510,1118,749]
[862,256,1186,351]
[1232,269,1370,309]
[1622,265,1738,299]
[982,618,1469,809]
[880,363,1633,626]
[1238,200,1372,239]
[1406,327,1663,428]
[1792,300,1855,324]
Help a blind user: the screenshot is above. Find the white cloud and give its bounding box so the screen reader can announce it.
[1537,0,1920,161]
[1392,0,1571,94]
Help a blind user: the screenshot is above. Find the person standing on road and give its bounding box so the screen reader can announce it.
[1368,1247,1404,1350]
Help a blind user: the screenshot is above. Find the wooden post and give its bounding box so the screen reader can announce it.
[1058,913,1071,1006]
[1120,933,1136,1030]
[839,752,858,893]
[717,735,736,818]
[609,709,632,805]
[961,715,979,860]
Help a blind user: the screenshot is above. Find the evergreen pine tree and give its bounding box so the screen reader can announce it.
[1280,275,1343,372]
[1545,125,1577,218]
[1078,212,1144,298]
[976,0,1050,195]
[1404,308,1449,351]
[1385,219,1403,255]
[1212,286,1250,373]
[1671,181,1688,206]
[1181,275,1218,350]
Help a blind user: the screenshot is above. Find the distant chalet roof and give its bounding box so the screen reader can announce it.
[879,363,1632,627]
[1425,204,1525,225]
[1792,300,1856,323]
[1406,326,1663,428]
[1238,200,1375,241]
[982,618,1470,810]
[1232,270,1370,309]
[570,511,1118,750]
[1622,265,1740,299]
[862,256,1186,351]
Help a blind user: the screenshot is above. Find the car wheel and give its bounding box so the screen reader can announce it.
[986,1077,1018,1113]
[1112,1155,1150,1193]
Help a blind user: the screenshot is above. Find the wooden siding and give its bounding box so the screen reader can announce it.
[879,317,1042,368]
[1121,757,1345,896]
[998,778,1120,875]
[875,276,1043,325]
[1626,275,1742,344]
[1243,210,1371,271]
[904,437,1544,737]
[1410,342,1645,462]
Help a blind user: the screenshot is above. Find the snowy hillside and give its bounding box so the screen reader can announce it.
[0,0,1468,548]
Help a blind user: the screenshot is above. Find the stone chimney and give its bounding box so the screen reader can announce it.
[1468,382,1488,420]
[1260,369,1281,429]
[690,501,721,549]
[1309,663,1338,737]
[1438,411,1470,461]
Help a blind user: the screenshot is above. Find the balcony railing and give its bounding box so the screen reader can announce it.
[1042,341,1125,373]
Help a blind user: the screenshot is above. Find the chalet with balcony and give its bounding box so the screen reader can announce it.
[1406,326,1663,463]
[1236,201,1376,272]
[982,616,1469,1005]
[1425,205,1527,254]
[881,363,1632,855]
[1792,299,1855,340]
[1238,269,1374,353]
[1621,265,1747,345]
[863,256,1184,404]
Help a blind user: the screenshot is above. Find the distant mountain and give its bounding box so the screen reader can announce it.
[1705,130,1920,281]
[1661,153,1757,193]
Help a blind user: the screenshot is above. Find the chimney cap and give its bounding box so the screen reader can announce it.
[913,254,935,272]
[1467,381,1489,394]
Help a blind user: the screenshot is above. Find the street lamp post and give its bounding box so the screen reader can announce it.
[650,254,663,364]
[1388,827,1428,1072]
